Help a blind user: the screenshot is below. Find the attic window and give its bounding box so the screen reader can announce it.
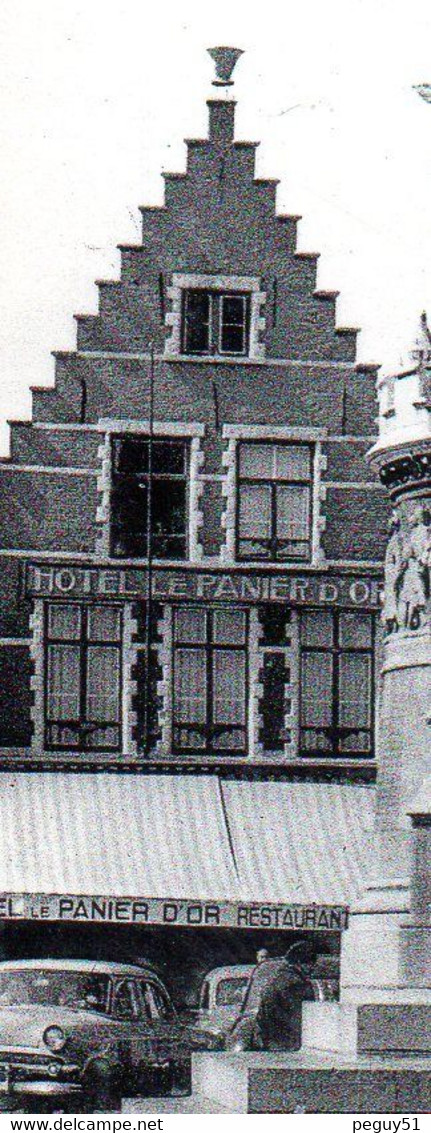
[182,290,250,356]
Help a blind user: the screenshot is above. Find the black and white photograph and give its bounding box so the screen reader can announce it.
[0,0,429,1117]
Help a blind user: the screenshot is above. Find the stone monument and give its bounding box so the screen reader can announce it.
[303,315,431,1057]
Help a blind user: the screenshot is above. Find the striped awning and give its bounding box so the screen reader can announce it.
[221,780,375,905]
[0,773,374,927]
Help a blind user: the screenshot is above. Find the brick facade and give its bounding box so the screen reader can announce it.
[0,89,387,775]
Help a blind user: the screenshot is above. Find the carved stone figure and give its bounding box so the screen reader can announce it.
[397,506,431,631]
[384,507,431,633]
[384,515,403,633]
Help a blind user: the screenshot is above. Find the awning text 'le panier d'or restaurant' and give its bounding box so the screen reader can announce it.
[0,775,374,932]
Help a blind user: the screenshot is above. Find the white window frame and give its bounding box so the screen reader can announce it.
[164,274,266,361]
[221,424,327,566]
[95,419,206,564]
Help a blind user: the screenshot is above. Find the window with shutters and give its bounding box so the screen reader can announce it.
[237,442,313,562]
[45,603,122,751]
[173,607,248,755]
[299,610,374,758]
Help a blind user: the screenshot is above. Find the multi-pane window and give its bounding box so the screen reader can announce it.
[111,437,188,559]
[45,603,122,751]
[237,442,313,561]
[173,607,248,754]
[182,290,250,356]
[299,611,374,758]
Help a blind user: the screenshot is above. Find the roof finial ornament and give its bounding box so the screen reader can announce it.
[207,46,244,87]
[411,310,431,368]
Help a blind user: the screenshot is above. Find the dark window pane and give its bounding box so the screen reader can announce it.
[275,445,311,479]
[87,647,120,722]
[174,648,207,722]
[220,323,245,353]
[152,481,186,534]
[301,611,334,648]
[276,484,310,541]
[339,613,373,649]
[301,653,332,726]
[301,728,333,753]
[175,608,207,644]
[213,650,246,724]
[222,295,246,325]
[113,438,148,475]
[339,653,371,729]
[216,728,246,750]
[152,441,186,475]
[213,609,246,644]
[111,437,187,560]
[47,605,81,640]
[339,730,371,752]
[220,295,247,354]
[88,606,121,642]
[183,291,211,353]
[262,652,287,750]
[47,644,80,719]
[112,481,148,535]
[239,444,274,478]
[239,484,271,540]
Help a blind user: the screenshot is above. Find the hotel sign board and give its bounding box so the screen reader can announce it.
[0,894,349,931]
[26,564,381,609]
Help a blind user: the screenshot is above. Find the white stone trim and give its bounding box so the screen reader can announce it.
[0,638,32,646]
[164,273,266,360]
[313,442,327,566]
[94,421,206,561]
[29,599,44,753]
[154,604,173,756]
[97,420,205,436]
[222,424,327,441]
[248,607,262,757]
[189,436,205,562]
[74,350,357,370]
[323,481,386,489]
[0,465,97,476]
[220,438,237,564]
[286,610,300,755]
[221,430,327,567]
[122,602,138,756]
[33,423,101,432]
[253,609,300,759]
[95,435,111,557]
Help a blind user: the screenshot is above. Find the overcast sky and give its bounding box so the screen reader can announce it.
[1,0,431,451]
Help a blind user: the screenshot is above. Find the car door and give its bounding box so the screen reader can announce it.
[110,977,147,1090]
[136,980,188,1068]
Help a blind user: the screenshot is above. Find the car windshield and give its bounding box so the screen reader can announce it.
[0,971,111,1013]
[215,977,250,1006]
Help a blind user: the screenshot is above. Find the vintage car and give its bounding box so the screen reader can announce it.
[0,958,220,1112]
[191,964,254,1042]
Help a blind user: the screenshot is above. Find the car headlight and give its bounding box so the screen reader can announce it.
[43,1025,66,1052]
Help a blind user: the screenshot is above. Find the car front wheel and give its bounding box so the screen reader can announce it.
[82,1060,122,1113]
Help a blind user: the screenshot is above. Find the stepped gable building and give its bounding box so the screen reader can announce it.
[0,49,389,987]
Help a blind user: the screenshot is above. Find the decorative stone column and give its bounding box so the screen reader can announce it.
[302,323,431,1054]
[352,323,431,999]
[399,778,431,987]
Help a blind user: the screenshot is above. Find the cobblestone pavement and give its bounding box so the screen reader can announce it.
[123,1093,231,1114]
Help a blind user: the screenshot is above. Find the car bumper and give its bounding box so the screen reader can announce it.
[0,1081,82,1098]
[0,1056,81,1099]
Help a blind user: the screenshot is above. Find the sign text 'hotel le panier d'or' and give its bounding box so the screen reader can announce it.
[26,565,381,608]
